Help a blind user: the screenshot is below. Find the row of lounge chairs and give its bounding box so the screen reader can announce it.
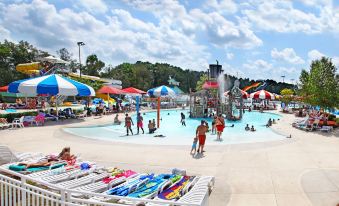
[0,109,88,130]
[292,118,335,132]
[0,146,214,206]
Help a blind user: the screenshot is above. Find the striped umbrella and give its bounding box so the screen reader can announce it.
[224,90,249,99]
[250,90,275,100]
[147,85,176,97]
[8,74,95,96]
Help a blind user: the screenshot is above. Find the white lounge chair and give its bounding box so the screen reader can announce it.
[76,110,87,119]
[56,172,108,189]
[320,126,333,132]
[12,116,25,128]
[0,145,43,165]
[40,165,97,183]
[177,176,215,205]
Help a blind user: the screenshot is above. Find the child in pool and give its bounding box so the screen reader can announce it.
[191,137,198,154]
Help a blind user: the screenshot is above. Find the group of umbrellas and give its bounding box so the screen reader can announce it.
[5,74,177,98]
[224,89,275,100]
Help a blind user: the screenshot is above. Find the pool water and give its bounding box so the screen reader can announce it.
[63,110,285,145]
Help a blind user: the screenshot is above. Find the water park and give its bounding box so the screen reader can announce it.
[1,55,338,206]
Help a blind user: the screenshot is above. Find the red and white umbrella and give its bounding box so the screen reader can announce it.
[224,90,249,99]
[250,90,275,100]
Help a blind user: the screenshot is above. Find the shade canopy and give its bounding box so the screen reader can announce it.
[202,81,219,89]
[0,85,8,92]
[8,74,95,96]
[122,87,146,94]
[147,85,176,97]
[97,86,125,95]
[224,90,249,99]
[250,90,275,100]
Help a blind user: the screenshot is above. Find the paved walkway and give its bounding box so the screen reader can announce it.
[0,112,338,206]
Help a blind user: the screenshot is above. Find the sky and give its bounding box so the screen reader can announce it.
[0,0,338,83]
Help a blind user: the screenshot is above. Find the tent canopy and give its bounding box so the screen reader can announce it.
[122,87,146,94]
[250,90,275,100]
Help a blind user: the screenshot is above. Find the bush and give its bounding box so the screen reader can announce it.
[0,111,38,122]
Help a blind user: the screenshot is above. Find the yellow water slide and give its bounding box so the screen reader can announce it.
[96,93,116,104]
[16,62,42,75]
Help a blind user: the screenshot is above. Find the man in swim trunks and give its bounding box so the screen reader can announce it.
[196,120,209,153]
[215,114,225,141]
[125,114,134,136]
[136,113,144,134]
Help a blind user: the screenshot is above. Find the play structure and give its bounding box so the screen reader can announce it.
[189,62,244,120]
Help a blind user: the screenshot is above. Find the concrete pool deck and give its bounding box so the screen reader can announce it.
[0,111,339,206]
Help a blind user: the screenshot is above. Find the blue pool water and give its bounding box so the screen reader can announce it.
[63,110,285,145]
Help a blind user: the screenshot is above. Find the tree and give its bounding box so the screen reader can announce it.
[0,40,49,86]
[56,48,78,73]
[298,57,339,109]
[195,74,208,91]
[83,54,105,76]
[280,88,294,104]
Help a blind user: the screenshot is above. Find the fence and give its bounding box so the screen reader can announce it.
[0,169,209,206]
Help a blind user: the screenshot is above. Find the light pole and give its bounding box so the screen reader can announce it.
[281,75,285,83]
[77,42,85,78]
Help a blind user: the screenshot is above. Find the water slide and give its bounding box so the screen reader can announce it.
[16,62,42,75]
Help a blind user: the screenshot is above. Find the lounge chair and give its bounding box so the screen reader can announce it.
[76,110,87,119]
[0,118,12,129]
[56,171,108,189]
[0,145,44,165]
[12,116,25,128]
[320,126,333,132]
[39,164,97,183]
[176,176,215,205]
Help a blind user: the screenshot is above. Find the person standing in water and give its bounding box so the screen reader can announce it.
[180,112,186,126]
[215,114,225,141]
[196,120,209,154]
[136,113,144,134]
[125,114,134,136]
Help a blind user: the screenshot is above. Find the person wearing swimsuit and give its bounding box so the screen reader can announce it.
[125,114,134,136]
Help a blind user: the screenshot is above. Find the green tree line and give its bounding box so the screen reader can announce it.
[1,40,294,94]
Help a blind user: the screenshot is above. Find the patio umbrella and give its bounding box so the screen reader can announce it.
[8,74,95,114]
[0,85,8,92]
[147,85,176,97]
[97,86,125,95]
[122,87,146,94]
[250,90,275,100]
[224,90,249,99]
[202,81,219,89]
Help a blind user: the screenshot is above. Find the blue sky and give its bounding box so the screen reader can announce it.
[0,0,338,83]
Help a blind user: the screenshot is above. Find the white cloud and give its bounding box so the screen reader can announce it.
[242,0,338,34]
[74,0,108,14]
[124,0,262,49]
[0,0,210,70]
[243,59,272,71]
[226,52,234,60]
[271,48,305,64]
[307,49,339,67]
[204,0,238,14]
[307,49,326,61]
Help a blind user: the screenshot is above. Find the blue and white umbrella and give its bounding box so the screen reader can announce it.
[147,85,176,97]
[8,74,95,96]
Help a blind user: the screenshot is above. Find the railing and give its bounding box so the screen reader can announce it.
[0,168,209,206]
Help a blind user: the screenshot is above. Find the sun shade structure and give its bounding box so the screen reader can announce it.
[202,81,219,89]
[224,90,249,99]
[8,74,95,96]
[147,85,176,97]
[122,87,146,94]
[250,90,275,100]
[97,86,125,95]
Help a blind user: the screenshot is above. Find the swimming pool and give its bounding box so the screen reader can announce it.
[63,110,284,145]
